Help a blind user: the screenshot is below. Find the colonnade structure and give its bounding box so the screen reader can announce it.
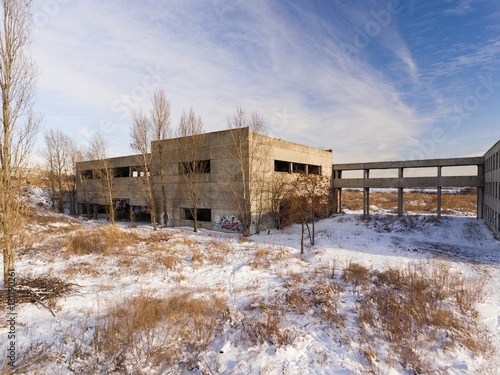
[332,157,484,219]
[332,139,500,239]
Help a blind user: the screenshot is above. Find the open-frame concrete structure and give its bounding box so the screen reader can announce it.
[76,128,333,234]
[332,140,500,238]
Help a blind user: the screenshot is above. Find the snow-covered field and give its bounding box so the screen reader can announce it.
[1,188,499,374]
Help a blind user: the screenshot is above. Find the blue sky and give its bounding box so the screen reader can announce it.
[31,0,500,163]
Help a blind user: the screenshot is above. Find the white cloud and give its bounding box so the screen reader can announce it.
[30,0,444,162]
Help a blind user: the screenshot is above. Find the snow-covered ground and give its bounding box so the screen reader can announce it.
[1,188,499,374]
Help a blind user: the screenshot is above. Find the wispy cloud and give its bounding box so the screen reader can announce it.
[31,0,498,162]
[442,0,478,16]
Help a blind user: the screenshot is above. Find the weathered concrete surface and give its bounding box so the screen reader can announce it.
[484,140,500,237]
[76,128,333,234]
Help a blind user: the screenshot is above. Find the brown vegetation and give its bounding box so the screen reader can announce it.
[341,188,477,215]
[65,225,141,256]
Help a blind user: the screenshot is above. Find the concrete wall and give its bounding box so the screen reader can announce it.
[76,128,333,234]
[76,154,150,207]
[484,140,500,238]
[151,128,249,231]
[248,133,333,233]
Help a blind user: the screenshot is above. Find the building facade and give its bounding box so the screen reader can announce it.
[76,128,333,234]
[484,140,500,238]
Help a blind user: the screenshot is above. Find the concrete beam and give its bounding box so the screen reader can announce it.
[333,156,484,171]
[332,175,483,189]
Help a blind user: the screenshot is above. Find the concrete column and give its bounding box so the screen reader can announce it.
[437,166,442,219]
[333,170,342,214]
[398,167,404,217]
[477,164,484,219]
[363,169,370,216]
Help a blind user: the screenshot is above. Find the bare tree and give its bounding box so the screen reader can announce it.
[77,154,97,219]
[287,173,330,253]
[176,109,205,232]
[89,132,116,224]
[225,107,270,236]
[0,0,40,284]
[149,90,171,226]
[130,110,158,230]
[270,173,291,229]
[41,129,71,213]
[67,141,83,216]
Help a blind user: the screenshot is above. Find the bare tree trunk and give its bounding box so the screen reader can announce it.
[176,109,205,233]
[1,0,40,284]
[301,221,305,255]
[151,91,171,227]
[88,132,115,225]
[311,215,315,246]
[225,107,270,237]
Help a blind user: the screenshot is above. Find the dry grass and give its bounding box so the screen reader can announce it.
[341,189,477,215]
[64,259,102,277]
[313,281,346,329]
[0,343,53,374]
[356,261,492,373]
[144,230,173,243]
[342,261,371,285]
[242,294,294,347]
[209,239,234,254]
[176,236,200,248]
[250,248,271,269]
[191,248,205,264]
[65,225,140,256]
[79,291,229,373]
[157,253,180,270]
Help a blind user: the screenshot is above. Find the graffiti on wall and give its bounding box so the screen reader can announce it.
[212,214,243,231]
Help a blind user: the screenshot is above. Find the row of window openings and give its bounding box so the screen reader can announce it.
[80,160,210,180]
[486,152,500,172]
[82,159,321,178]
[80,166,148,179]
[484,207,500,231]
[274,160,321,175]
[485,181,500,199]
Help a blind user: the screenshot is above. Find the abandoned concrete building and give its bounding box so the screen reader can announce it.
[76,128,333,234]
[77,129,500,238]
